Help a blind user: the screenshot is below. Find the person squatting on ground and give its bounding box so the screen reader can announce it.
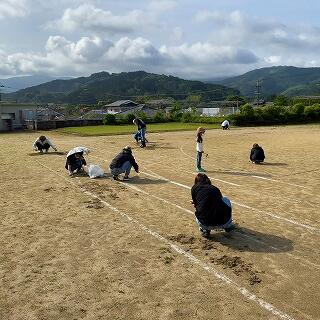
[33,135,57,153]
[65,152,87,176]
[221,119,230,130]
[109,146,139,181]
[196,127,206,172]
[191,173,235,238]
[133,118,147,148]
[250,143,265,164]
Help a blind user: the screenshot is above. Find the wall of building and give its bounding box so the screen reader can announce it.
[0,103,37,131]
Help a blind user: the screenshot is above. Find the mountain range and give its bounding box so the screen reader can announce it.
[4,71,238,104]
[0,75,72,93]
[217,66,320,98]
[3,66,320,104]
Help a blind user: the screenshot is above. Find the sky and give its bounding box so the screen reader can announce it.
[1,0,320,80]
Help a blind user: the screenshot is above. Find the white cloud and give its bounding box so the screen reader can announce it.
[0,35,259,78]
[47,4,143,35]
[0,0,29,19]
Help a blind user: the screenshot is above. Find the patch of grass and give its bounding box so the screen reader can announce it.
[56,122,221,136]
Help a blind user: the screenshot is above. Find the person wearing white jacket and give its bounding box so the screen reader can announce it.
[221,119,230,130]
[33,136,57,153]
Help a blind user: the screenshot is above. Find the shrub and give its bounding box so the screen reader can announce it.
[304,104,320,119]
[152,111,167,123]
[103,113,116,125]
[239,103,254,117]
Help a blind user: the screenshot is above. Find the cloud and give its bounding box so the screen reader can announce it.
[47,4,143,35]
[0,0,29,19]
[0,34,259,79]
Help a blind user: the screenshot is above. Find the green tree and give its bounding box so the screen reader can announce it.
[103,114,116,125]
[239,103,254,117]
[274,95,288,106]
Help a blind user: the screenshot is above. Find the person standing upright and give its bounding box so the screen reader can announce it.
[196,127,206,172]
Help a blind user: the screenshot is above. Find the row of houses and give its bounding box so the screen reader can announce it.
[80,99,241,120]
[0,99,240,131]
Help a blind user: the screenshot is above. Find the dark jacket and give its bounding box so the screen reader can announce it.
[135,118,146,130]
[191,184,231,226]
[65,154,86,170]
[250,146,265,162]
[109,150,139,172]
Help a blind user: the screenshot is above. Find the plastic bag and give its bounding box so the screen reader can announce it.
[88,164,104,179]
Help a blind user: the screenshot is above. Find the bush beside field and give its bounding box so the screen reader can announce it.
[57,122,221,136]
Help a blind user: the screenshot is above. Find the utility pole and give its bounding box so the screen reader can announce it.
[255,80,262,104]
[0,84,4,102]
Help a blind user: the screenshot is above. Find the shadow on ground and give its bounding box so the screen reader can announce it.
[208,226,293,253]
[27,151,66,156]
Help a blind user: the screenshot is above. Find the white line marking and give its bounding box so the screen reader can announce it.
[186,170,241,187]
[118,179,320,270]
[35,160,295,320]
[141,170,320,234]
[180,144,312,190]
[251,175,308,189]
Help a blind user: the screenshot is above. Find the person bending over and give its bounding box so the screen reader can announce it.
[109,146,139,181]
[133,118,147,148]
[33,135,57,153]
[250,143,265,164]
[221,119,230,130]
[191,173,235,238]
[65,152,87,176]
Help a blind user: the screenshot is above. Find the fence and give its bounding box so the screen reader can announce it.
[25,119,103,130]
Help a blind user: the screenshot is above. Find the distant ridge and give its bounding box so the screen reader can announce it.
[5,71,239,104]
[218,66,320,97]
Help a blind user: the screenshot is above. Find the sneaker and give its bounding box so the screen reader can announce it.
[224,224,236,233]
[123,176,130,181]
[200,228,210,238]
[112,175,119,180]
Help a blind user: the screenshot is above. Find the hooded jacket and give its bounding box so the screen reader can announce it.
[109,150,139,172]
[191,184,231,226]
[250,146,265,162]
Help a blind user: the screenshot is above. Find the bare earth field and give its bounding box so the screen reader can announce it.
[0,125,319,320]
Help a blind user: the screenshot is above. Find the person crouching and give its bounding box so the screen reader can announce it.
[33,135,57,153]
[250,143,265,164]
[65,152,87,176]
[191,173,235,238]
[109,146,139,181]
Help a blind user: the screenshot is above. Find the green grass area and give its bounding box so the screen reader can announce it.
[56,122,221,136]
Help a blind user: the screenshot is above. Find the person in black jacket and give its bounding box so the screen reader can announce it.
[109,146,139,181]
[191,173,234,238]
[250,143,265,164]
[65,152,87,176]
[133,118,147,148]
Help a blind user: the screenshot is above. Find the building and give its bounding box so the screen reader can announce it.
[0,102,37,131]
[104,100,139,114]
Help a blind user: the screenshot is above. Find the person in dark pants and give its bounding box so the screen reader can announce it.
[250,143,265,164]
[65,152,87,176]
[33,135,57,153]
[191,173,235,238]
[196,127,206,172]
[133,118,147,148]
[109,146,139,181]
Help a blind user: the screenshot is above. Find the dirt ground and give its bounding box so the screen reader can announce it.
[0,125,319,320]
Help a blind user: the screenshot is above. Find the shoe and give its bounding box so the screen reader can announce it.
[123,176,130,181]
[112,175,119,180]
[200,228,210,238]
[224,224,236,233]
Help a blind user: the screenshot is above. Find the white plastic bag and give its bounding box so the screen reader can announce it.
[88,164,104,179]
